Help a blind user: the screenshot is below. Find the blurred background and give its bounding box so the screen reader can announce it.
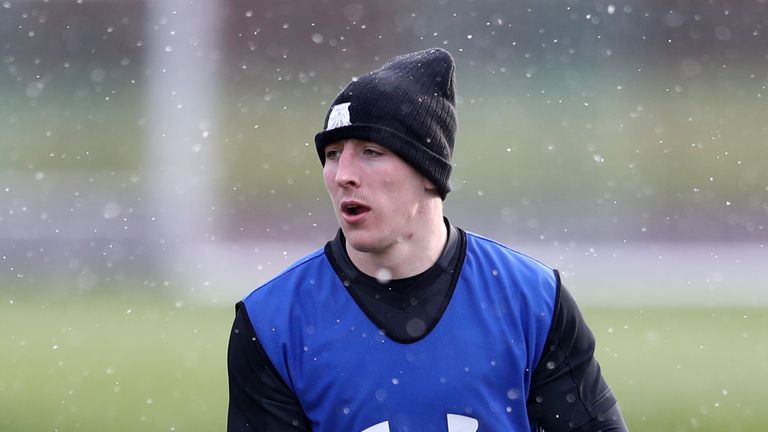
[1,0,767,430]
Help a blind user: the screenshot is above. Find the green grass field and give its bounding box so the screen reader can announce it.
[1,288,766,432]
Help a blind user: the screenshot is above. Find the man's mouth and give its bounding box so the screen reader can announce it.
[340,201,370,220]
[342,204,369,215]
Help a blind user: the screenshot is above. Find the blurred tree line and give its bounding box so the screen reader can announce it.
[1,0,767,243]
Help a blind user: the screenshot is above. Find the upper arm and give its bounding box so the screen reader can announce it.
[527,277,628,432]
[227,303,311,432]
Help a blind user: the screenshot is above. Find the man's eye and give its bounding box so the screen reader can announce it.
[363,148,382,157]
[325,149,340,159]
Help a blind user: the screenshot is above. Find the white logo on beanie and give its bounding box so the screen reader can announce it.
[326,102,351,130]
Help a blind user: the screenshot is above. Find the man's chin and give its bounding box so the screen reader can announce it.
[342,232,382,255]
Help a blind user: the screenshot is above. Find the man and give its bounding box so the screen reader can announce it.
[228,48,628,432]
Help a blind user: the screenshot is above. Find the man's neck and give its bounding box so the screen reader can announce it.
[345,214,448,280]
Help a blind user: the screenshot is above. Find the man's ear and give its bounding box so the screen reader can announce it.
[424,178,437,192]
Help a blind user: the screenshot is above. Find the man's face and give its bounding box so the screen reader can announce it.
[322,139,435,255]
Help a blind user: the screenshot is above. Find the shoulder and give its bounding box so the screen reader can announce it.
[459,230,560,367]
[240,245,342,345]
[242,246,330,306]
[460,229,558,314]
[463,230,556,284]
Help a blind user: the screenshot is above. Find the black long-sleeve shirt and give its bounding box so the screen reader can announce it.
[228,225,628,431]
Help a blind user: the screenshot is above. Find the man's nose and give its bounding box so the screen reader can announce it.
[335,149,360,188]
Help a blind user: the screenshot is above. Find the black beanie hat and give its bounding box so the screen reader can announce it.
[314,48,457,199]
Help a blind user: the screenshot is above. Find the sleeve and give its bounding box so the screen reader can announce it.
[227,302,311,432]
[526,274,629,432]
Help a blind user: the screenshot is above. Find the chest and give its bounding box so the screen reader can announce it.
[285,277,536,432]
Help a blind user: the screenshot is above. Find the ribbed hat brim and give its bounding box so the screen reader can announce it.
[315,123,452,198]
